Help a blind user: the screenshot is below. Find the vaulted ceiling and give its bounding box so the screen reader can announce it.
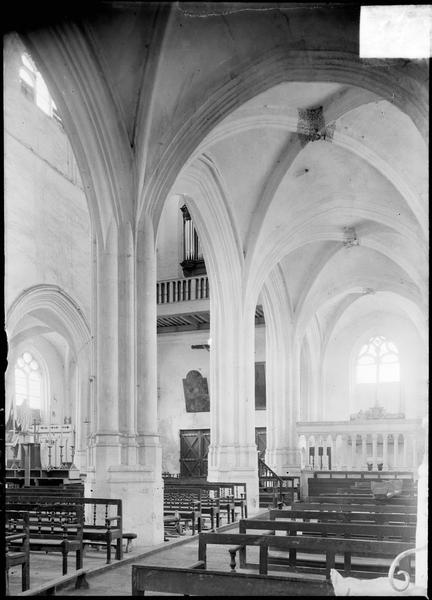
[10,2,428,354]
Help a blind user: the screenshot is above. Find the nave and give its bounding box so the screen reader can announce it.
[6,471,426,596]
[3,1,429,596]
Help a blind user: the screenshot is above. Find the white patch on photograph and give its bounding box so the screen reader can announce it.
[360,5,431,58]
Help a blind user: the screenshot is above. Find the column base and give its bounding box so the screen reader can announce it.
[107,466,164,546]
[265,447,302,476]
[207,443,259,514]
[85,434,164,545]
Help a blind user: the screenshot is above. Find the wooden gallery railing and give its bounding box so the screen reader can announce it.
[258,457,299,507]
[157,276,209,304]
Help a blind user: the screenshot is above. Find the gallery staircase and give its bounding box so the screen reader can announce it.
[258,456,299,508]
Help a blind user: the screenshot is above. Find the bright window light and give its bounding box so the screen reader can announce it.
[356,336,400,384]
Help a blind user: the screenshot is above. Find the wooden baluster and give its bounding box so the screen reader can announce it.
[228,548,237,572]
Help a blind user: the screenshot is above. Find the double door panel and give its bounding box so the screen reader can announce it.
[180,429,210,478]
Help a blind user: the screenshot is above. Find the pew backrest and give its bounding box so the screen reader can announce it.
[293,501,417,514]
[268,508,416,525]
[239,518,416,541]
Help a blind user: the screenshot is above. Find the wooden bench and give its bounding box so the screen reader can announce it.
[239,518,416,542]
[198,531,414,580]
[164,478,247,520]
[131,564,334,596]
[6,485,84,498]
[307,472,416,497]
[268,508,417,526]
[81,498,123,564]
[291,501,417,518]
[238,517,416,568]
[6,510,30,592]
[307,495,417,506]
[6,503,84,575]
[164,486,221,530]
[7,495,123,565]
[163,489,202,535]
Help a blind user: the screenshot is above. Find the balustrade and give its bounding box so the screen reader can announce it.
[156,276,209,304]
[297,418,423,472]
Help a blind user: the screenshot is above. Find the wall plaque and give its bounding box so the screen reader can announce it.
[183,370,210,412]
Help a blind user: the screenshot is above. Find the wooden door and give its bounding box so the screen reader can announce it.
[255,427,267,460]
[179,429,210,478]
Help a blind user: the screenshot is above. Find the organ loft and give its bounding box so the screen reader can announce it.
[3,2,428,596]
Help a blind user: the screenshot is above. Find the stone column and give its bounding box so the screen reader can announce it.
[411,435,417,469]
[121,217,163,545]
[91,223,122,486]
[393,434,399,469]
[261,276,300,476]
[372,433,378,469]
[382,434,388,470]
[350,435,356,469]
[90,219,163,545]
[335,434,344,470]
[207,289,259,514]
[361,434,367,469]
[402,434,408,468]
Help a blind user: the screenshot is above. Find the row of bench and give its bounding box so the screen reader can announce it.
[163,480,247,536]
[132,480,418,595]
[5,486,124,593]
[307,471,416,497]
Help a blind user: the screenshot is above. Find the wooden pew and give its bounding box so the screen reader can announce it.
[6,503,84,576]
[165,479,246,520]
[163,488,202,535]
[6,510,30,592]
[164,486,220,530]
[238,517,416,570]
[6,485,84,498]
[197,531,414,580]
[6,495,123,565]
[291,501,417,517]
[268,508,416,526]
[307,472,416,497]
[131,564,334,596]
[239,518,416,542]
[81,498,123,564]
[307,495,417,506]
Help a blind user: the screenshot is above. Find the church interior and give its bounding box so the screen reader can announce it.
[3,2,429,596]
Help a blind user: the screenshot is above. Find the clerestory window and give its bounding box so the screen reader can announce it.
[19,53,62,125]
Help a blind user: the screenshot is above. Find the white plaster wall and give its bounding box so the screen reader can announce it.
[4,35,91,320]
[158,325,267,472]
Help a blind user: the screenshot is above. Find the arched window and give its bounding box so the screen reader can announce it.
[356,336,400,384]
[19,53,62,125]
[14,351,42,430]
[354,336,402,415]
